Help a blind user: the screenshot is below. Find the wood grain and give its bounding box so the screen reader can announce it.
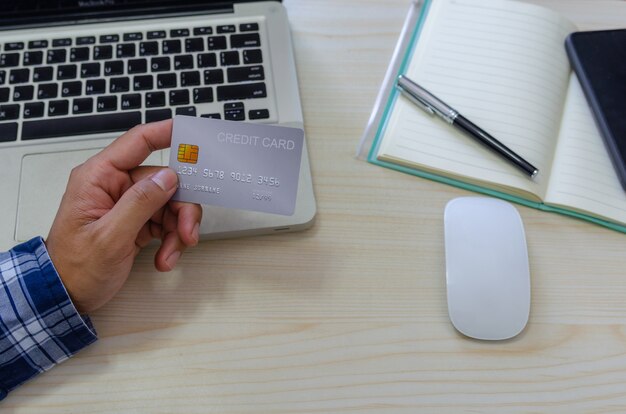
[6,1,626,413]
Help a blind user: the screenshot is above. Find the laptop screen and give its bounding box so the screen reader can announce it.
[0,0,272,29]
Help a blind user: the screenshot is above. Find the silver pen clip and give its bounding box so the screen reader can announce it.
[396,75,458,123]
[396,79,435,116]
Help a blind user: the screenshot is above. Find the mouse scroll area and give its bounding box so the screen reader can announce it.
[444,197,531,341]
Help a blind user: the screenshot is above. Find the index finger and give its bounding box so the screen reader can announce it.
[94,119,173,171]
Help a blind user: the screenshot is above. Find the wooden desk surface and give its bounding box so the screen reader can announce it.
[7,1,626,413]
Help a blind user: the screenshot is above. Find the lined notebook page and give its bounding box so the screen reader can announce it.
[546,76,626,224]
[377,0,576,200]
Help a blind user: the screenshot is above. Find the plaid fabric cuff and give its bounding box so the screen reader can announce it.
[0,237,97,400]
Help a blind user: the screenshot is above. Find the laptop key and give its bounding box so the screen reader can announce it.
[147,31,165,39]
[24,102,45,118]
[70,47,90,62]
[86,79,106,95]
[53,38,72,47]
[220,51,239,66]
[146,108,172,123]
[224,102,244,121]
[240,23,259,32]
[133,75,153,91]
[174,55,193,70]
[0,104,19,120]
[100,34,119,43]
[169,89,189,105]
[0,88,8,102]
[128,58,147,74]
[23,51,43,66]
[0,71,4,85]
[93,45,113,60]
[230,33,261,49]
[193,87,213,103]
[228,65,264,83]
[37,83,58,99]
[197,53,217,68]
[57,64,77,80]
[249,109,269,120]
[162,40,181,54]
[217,82,266,101]
[185,38,204,52]
[81,62,100,78]
[121,93,141,109]
[124,33,143,42]
[48,100,69,116]
[4,42,24,51]
[207,36,227,50]
[62,81,82,97]
[157,73,177,89]
[0,122,17,142]
[47,49,67,64]
[170,29,190,38]
[22,111,141,140]
[73,98,93,114]
[150,57,170,72]
[116,43,136,58]
[181,71,200,86]
[203,69,224,85]
[76,36,96,45]
[139,41,159,56]
[243,49,262,64]
[28,40,48,49]
[217,25,236,34]
[0,53,20,67]
[13,86,34,101]
[9,69,29,84]
[201,113,221,119]
[110,77,130,93]
[146,91,165,107]
[193,27,213,36]
[104,60,124,76]
[97,95,117,112]
[34,66,53,82]
[176,106,196,116]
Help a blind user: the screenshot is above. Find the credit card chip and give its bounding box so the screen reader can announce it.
[177,144,199,164]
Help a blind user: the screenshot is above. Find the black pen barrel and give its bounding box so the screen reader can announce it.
[453,114,538,177]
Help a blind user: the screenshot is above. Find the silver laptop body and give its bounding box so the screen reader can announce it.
[0,0,316,250]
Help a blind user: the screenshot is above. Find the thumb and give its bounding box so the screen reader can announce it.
[104,168,178,238]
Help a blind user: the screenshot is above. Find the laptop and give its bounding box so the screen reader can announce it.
[0,0,316,250]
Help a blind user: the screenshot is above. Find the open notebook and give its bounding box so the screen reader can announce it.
[367,0,626,233]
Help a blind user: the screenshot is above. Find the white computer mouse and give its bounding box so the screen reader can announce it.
[444,197,531,340]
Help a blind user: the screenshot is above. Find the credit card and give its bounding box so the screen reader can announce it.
[169,115,304,216]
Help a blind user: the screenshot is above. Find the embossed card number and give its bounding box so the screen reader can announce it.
[169,116,304,216]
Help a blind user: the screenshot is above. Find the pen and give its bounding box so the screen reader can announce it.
[396,75,539,178]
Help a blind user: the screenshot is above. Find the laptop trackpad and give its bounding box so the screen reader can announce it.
[16,149,162,242]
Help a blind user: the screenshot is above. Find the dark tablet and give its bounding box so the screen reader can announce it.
[566,29,626,190]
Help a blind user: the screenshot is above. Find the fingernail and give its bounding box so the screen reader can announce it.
[165,251,181,270]
[151,168,177,191]
[192,222,200,244]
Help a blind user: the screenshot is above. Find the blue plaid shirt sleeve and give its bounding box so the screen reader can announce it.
[0,237,97,400]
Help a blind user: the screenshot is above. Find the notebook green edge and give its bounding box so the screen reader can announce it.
[366,0,626,234]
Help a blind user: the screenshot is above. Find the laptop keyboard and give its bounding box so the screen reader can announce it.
[0,20,274,144]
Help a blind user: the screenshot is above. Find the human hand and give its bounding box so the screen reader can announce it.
[45,119,202,314]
